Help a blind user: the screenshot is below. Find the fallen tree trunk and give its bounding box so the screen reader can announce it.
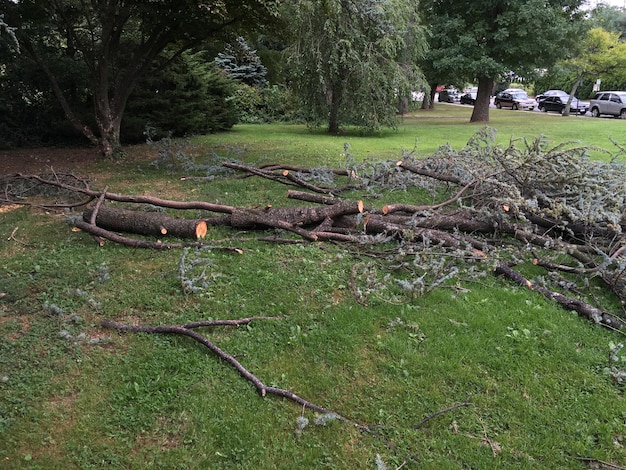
[81,199,365,243]
[229,200,363,229]
[5,138,626,332]
[73,219,208,249]
[84,206,208,239]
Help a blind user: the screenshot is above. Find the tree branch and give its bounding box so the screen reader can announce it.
[101,318,370,431]
[495,263,626,332]
[413,397,473,428]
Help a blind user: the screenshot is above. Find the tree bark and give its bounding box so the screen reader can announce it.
[83,206,208,239]
[422,82,437,110]
[328,88,342,134]
[470,76,494,123]
[82,199,364,241]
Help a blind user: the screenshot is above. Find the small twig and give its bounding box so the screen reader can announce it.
[533,257,599,275]
[182,316,284,329]
[350,264,369,306]
[479,421,500,458]
[87,185,109,245]
[413,397,473,428]
[575,457,626,470]
[281,170,332,194]
[8,226,18,241]
[461,417,502,458]
[394,453,420,470]
[383,178,478,215]
[90,185,109,225]
[7,226,32,247]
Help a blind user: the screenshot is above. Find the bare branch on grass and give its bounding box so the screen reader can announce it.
[495,263,626,333]
[575,457,626,470]
[413,397,473,428]
[101,318,371,432]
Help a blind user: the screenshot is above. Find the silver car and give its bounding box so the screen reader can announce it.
[589,91,626,119]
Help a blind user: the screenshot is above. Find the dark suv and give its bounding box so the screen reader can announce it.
[589,91,626,118]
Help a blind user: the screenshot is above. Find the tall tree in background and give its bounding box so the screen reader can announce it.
[588,4,626,35]
[286,0,425,134]
[1,0,279,157]
[423,0,585,122]
[215,37,268,87]
[564,28,626,103]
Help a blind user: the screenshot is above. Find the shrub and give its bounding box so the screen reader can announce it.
[229,83,298,124]
[122,52,238,143]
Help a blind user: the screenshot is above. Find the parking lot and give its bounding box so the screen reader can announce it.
[437,94,593,117]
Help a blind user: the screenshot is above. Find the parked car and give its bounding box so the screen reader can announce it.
[589,91,626,118]
[538,95,588,115]
[460,92,477,105]
[494,90,535,110]
[438,88,461,103]
[535,89,569,103]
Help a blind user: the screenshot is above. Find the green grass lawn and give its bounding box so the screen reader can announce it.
[1,107,625,469]
[193,105,626,164]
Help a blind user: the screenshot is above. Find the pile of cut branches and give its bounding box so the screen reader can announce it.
[4,128,626,441]
[2,128,626,333]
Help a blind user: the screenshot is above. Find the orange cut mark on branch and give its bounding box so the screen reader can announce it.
[195,221,208,239]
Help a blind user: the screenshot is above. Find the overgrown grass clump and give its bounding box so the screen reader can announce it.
[1,107,625,469]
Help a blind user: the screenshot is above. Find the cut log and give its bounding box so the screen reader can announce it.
[286,190,341,205]
[83,206,207,239]
[229,201,363,229]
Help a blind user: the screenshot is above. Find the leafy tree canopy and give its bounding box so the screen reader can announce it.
[566,27,626,88]
[215,37,268,87]
[0,13,19,52]
[423,0,586,122]
[588,4,626,35]
[1,0,281,157]
[286,0,426,134]
[123,50,238,143]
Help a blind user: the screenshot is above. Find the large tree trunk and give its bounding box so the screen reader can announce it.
[470,76,494,123]
[21,39,100,148]
[422,82,437,110]
[93,53,130,159]
[328,88,342,134]
[398,96,409,115]
[95,112,124,159]
[23,37,126,158]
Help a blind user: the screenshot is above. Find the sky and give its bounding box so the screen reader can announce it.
[586,0,626,8]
